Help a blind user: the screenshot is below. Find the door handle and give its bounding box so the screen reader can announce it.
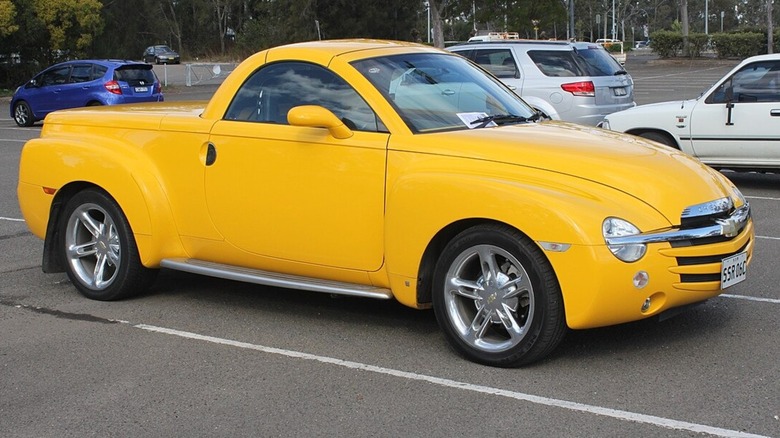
[205,143,217,166]
[770,109,780,117]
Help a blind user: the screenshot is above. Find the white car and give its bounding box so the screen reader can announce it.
[599,54,780,171]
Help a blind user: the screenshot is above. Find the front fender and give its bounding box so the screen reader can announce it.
[18,136,184,268]
[383,154,669,309]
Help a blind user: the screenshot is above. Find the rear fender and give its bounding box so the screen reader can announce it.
[19,136,184,268]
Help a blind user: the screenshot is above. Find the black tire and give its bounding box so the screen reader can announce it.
[639,131,677,148]
[432,224,566,367]
[60,189,157,301]
[13,101,34,127]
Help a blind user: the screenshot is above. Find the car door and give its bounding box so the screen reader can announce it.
[26,65,72,116]
[688,59,780,167]
[57,63,97,108]
[205,61,389,271]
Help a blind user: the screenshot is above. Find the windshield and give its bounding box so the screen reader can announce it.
[573,44,625,76]
[352,53,536,133]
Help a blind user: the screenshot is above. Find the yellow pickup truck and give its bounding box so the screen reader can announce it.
[17,40,753,367]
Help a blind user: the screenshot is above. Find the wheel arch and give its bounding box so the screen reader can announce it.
[416,218,543,306]
[21,138,185,270]
[626,128,680,149]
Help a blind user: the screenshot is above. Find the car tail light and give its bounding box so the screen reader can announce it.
[561,81,595,96]
[104,80,122,95]
[154,81,161,94]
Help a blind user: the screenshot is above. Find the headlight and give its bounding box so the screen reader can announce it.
[602,217,646,262]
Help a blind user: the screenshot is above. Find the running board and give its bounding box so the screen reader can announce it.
[160,258,393,300]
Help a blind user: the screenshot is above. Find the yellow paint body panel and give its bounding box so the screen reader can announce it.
[17,40,754,330]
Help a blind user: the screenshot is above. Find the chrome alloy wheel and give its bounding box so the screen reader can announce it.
[443,244,534,353]
[14,103,30,126]
[65,203,122,290]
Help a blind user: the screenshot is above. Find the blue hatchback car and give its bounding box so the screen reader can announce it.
[11,59,164,127]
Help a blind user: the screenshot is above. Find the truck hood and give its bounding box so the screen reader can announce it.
[401,121,735,226]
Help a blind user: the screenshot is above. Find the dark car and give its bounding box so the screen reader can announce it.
[143,45,181,64]
[10,60,164,127]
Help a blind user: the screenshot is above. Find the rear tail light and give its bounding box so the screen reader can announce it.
[104,80,122,95]
[154,81,161,94]
[561,81,595,96]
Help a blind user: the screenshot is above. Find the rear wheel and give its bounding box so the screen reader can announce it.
[432,224,566,367]
[61,189,157,301]
[13,101,34,127]
[638,131,677,148]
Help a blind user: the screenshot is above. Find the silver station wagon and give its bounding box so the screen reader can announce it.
[449,40,635,125]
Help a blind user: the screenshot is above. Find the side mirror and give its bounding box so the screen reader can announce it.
[287,105,353,139]
[28,79,38,88]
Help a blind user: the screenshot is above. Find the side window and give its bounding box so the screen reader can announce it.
[92,65,108,80]
[707,61,780,104]
[225,61,384,132]
[39,66,71,86]
[527,50,585,77]
[70,64,93,83]
[469,49,519,79]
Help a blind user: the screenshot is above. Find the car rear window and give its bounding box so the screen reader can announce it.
[573,46,624,76]
[114,66,156,85]
[527,51,586,77]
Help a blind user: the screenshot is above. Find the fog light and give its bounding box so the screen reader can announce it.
[641,298,651,312]
[633,271,649,289]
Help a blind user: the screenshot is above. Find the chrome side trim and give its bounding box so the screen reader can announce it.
[606,203,750,246]
[160,258,393,300]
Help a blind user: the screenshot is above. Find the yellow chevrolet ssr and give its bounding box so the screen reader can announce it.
[17,40,753,367]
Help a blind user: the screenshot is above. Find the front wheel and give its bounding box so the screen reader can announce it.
[13,101,34,127]
[61,189,157,300]
[433,224,566,367]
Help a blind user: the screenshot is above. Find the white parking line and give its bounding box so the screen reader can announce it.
[721,294,780,304]
[0,217,25,222]
[0,138,28,143]
[632,66,735,82]
[747,195,780,201]
[135,323,769,438]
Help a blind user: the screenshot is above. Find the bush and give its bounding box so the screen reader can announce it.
[649,30,683,58]
[685,33,709,58]
[710,32,765,58]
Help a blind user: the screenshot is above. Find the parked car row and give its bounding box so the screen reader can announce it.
[9,40,779,172]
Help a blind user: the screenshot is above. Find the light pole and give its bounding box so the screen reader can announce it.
[424,2,431,44]
[532,19,540,39]
[612,0,616,39]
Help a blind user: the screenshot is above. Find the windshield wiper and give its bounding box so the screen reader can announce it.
[614,69,628,75]
[471,113,539,128]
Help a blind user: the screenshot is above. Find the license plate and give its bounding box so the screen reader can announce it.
[134,86,149,93]
[613,87,627,96]
[721,251,747,289]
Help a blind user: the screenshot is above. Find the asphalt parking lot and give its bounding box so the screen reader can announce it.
[0,54,778,437]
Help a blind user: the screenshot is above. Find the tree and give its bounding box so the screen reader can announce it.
[0,0,19,38]
[31,0,104,58]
